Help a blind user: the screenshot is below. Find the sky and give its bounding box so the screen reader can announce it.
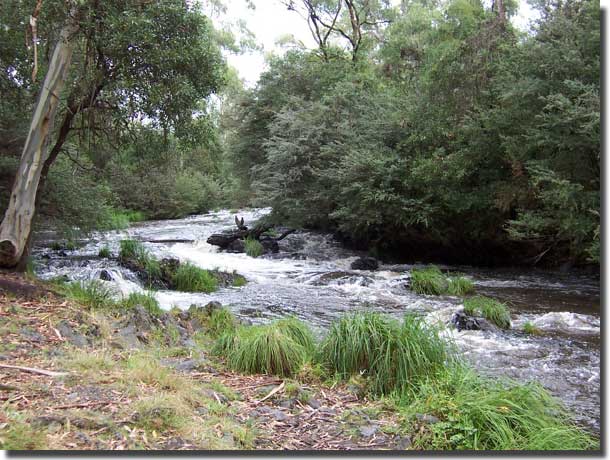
[220,0,545,88]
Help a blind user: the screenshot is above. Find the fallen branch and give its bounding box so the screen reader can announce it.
[256,381,285,404]
[0,363,68,377]
[49,400,112,410]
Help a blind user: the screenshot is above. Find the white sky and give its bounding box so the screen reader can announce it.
[221,0,553,87]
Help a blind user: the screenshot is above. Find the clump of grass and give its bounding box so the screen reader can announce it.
[119,239,161,283]
[410,266,448,295]
[319,312,399,378]
[319,312,452,396]
[232,274,248,287]
[101,209,146,231]
[244,236,264,258]
[523,321,541,335]
[134,393,191,432]
[207,308,238,338]
[122,291,162,316]
[447,275,475,295]
[275,316,316,357]
[371,314,452,396]
[98,246,111,258]
[63,280,115,310]
[218,319,313,377]
[398,365,596,450]
[464,296,511,329]
[172,262,218,293]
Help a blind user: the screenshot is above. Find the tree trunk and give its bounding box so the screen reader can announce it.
[0,12,79,268]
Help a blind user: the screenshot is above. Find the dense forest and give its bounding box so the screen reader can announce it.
[0,0,599,268]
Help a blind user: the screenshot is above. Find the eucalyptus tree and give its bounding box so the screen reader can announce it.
[0,0,225,267]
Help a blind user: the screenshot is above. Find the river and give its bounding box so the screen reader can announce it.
[32,208,601,433]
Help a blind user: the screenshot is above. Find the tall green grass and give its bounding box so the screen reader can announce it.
[319,312,451,395]
[410,266,447,295]
[397,365,596,450]
[172,262,218,293]
[63,280,115,310]
[244,237,264,258]
[411,266,475,296]
[206,308,238,338]
[216,318,315,377]
[464,296,511,329]
[100,209,146,231]
[98,246,111,258]
[122,291,162,316]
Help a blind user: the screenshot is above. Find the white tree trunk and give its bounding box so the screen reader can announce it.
[0,13,78,267]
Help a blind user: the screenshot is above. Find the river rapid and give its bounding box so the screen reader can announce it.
[32,208,601,433]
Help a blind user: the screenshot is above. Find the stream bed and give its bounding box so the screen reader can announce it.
[32,208,601,433]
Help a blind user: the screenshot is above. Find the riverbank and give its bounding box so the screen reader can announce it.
[0,272,412,450]
[0,272,598,451]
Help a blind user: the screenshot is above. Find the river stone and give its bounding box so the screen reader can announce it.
[307,397,322,409]
[416,414,440,424]
[56,320,89,348]
[451,310,482,331]
[227,239,245,253]
[99,270,113,281]
[351,257,379,271]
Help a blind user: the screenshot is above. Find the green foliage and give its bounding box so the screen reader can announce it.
[397,365,596,450]
[232,274,248,287]
[523,321,541,335]
[410,266,448,296]
[63,280,115,310]
[319,312,451,396]
[274,317,316,358]
[464,296,511,329]
[221,323,309,377]
[119,240,161,282]
[122,291,163,316]
[98,246,111,258]
[244,237,264,258]
[0,411,48,450]
[172,262,218,293]
[206,308,238,338]
[447,276,475,296]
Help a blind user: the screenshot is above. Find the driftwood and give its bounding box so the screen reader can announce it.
[206,217,295,251]
[0,363,68,377]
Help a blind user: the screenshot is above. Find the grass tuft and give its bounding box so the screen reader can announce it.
[447,275,475,296]
[410,266,448,295]
[119,239,161,282]
[172,262,218,293]
[523,321,541,335]
[218,320,311,377]
[464,296,511,329]
[122,291,162,316]
[206,308,238,338]
[398,365,596,450]
[98,246,111,258]
[63,280,115,310]
[244,237,264,258]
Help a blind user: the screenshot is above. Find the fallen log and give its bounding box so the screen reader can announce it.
[0,363,68,377]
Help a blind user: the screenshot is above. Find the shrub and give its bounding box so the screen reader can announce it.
[172,262,218,293]
[399,365,596,450]
[410,266,448,295]
[464,296,511,329]
[244,237,264,258]
[63,280,115,310]
[98,246,111,258]
[122,291,162,316]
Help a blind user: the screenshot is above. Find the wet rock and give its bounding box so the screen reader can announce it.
[279,399,297,409]
[260,237,279,254]
[351,257,379,271]
[416,414,440,424]
[451,309,499,332]
[56,320,89,348]
[204,301,223,315]
[359,425,379,437]
[160,358,204,373]
[289,253,307,260]
[99,270,113,281]
[451,310,482,331]
[112,325,142,349]
[130,305,156,332]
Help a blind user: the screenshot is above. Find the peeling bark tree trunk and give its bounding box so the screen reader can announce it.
[0,12,79,268]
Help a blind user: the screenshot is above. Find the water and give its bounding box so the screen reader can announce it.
[32,208,601,433]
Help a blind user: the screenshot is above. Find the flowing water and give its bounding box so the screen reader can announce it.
[32,208,601,433]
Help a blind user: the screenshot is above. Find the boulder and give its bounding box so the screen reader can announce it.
[99,270,113,281]
[56,320,89,348]
[227,239,245,253]
[351,257,379,271]
[451,309,500,332]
